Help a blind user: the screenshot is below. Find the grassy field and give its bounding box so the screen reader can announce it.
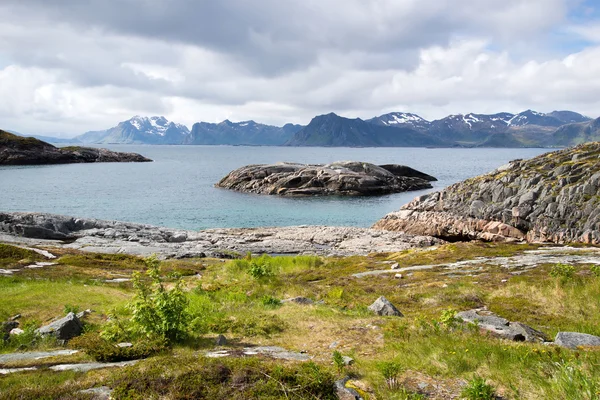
[1,242,599,399]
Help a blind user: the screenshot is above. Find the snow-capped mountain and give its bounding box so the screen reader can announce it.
[76,116,190,144]
[367,112,431,132]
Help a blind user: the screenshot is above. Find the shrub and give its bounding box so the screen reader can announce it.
[550,263,576,283]
[377,361,403,390]
[440,308,461,330]
[248,258,274,279]
[332,350,345,374]
[461,376,496,400]
[591,265,600,278]
[127,255,190,343]
[261,295,282,308]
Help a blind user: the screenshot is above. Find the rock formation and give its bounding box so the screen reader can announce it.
[374,142,600,244]
[0,130,152,165]
[216,161,436,196]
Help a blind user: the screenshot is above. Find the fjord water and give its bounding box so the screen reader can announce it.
[0,146,548,230]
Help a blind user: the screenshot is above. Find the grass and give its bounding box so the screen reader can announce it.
[1,242,600,399]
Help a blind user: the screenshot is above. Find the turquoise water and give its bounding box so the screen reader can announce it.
[0,146,548,230]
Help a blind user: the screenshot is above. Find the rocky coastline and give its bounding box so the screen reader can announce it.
[216,161,435,196]
[0,130,151,165]
[0,212,443,258]
[374,142,600,244]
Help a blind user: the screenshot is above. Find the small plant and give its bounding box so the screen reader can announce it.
[248,258,274,279]
[440,308,461,330]
[377,360,403,390]
[550,263,576,283]
[332,350,345,374]
[70,333,167,362]
[63,304,80,315]
[126,255,190,343]
[261,295,282,308]
[461,376,496,400]
[591,265,600,278]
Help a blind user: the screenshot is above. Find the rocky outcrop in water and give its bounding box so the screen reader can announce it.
[0,212,443,257]
[216,161,436,196]
[0,130,152,165]
[374,142,600,244]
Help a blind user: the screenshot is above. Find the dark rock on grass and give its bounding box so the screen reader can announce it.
[0,130,152,165]
[215,334,227,346]
[282,296,314,305]
[216,161,434,196]
[374,142,600,244]
[368,296,403,317]
[554,332,600,349]
[2,321,18,341]
[457,309,547,342]
[35,312,83,341]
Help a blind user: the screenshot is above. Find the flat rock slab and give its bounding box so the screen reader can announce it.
[0,349,79,364]
[0,367,37,375]
[206,346,311,361]
[216,161,434,196]
[49,360,138,372]
[555,332,600,349]
[78,386,112,400]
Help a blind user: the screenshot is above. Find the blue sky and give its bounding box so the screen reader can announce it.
[0,0,599,136]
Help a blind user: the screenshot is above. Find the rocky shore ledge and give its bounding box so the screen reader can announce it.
[0,130,151,165]
[216,161,436,196]
[0,212,443,257]
[374,142,600,244]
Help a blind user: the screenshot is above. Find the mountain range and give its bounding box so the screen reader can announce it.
[13,110,600,148]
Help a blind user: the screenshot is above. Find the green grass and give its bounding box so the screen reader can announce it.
[2,244,600,399]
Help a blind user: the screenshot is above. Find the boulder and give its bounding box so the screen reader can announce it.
[216,161,435,196]
[215,334,227,346]
[374,142,600,244]
[555,332,600,349]
[2,321,18,341]
[368,296,403,317]
[35,312,83,341]
[282,296,314,305]
[457,309,547,342]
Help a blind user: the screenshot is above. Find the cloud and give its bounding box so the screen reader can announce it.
[0,0,598,135]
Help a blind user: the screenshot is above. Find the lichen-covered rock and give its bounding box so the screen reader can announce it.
[555,332,600,349]
[216,161,435,196]
[457,309,547,342]
[374,142,600,244]
[368,296,403,317]
[35,312,83,341]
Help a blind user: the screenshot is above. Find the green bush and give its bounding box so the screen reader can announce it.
[461,376,496,400]
[440,308,461,330]
[248,257,274,279]
[550,263,576,283]
[260,295,282,308]
[591,265,600,278]
[127,255,190,343]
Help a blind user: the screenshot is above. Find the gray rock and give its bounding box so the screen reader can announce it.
[49,360,138,372]
[76,309,92,319]
[78,386,112,400]
[35,312,83,341]
[555,332,600,349]
[116,342,133,348]
[335,377,364,400]
[342,356,354,366]
[457,309,547,342]
[282,296,314,305]
[216,161,434,197]
[215,334,227,346]
[368,296,403,317]
[9,328,24,336]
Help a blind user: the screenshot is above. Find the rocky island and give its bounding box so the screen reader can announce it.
[216,161,436,196]
[0,130,152,165]
[374,142,600,244]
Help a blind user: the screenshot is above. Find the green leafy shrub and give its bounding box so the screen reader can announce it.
[70,333,167,362]
[550,263,576,283]
[260,295,282,308]
[377,360,403,390]
[248,257,274,279]
[127,255,190,343]
[440,308,461,330]
[461,376,496,400]
[591,265,600,278]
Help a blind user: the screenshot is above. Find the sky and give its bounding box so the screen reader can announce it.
[1,0,600,137]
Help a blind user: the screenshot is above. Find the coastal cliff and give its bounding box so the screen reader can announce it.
[374,142,600,244]
[0,130,152,165]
